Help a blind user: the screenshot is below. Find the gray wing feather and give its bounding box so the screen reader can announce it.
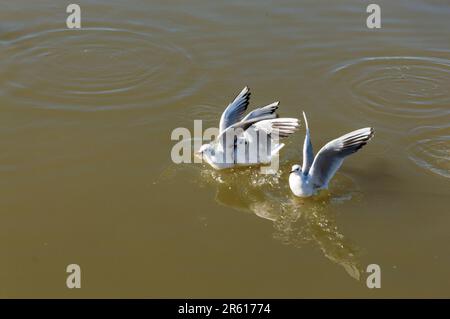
[216,117,299,151]
[215,115,270,151]
[219,86,251,133]
[302,112,314,175]
[308,127,374,187]
[241,101,279,122]
[252,118,300,138]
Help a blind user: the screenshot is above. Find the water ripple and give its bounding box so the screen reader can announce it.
[407,124,450,179]
[0,26,204,111]
[330,56,450,118]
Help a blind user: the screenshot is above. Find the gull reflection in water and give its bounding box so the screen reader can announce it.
[202,167,363,281]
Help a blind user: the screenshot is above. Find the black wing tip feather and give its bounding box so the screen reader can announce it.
[242,86,251,97]
[341,127,375,153]
[241,89,251,103]
[234,86,251,104]
[366,127,375,139]
[268,101,279,113]
[231,87,251,112]
[265,101,279,112]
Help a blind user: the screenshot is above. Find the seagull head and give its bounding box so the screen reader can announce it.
[289,164,302,175]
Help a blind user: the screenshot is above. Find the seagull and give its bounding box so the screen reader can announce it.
[289,112,374,197]
[196,87,300,170]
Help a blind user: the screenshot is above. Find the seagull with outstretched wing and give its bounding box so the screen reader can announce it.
[197,87,300,170]
[289,112,374,197]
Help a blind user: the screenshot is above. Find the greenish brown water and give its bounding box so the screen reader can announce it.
[0,0,449,298]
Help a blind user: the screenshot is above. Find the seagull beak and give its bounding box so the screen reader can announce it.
[289,170,295,174]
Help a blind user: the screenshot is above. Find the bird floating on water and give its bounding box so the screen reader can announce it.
[289,112,374,197]
[196,87,300,170]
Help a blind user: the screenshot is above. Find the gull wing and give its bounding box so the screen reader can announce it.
[308,127,374,187]
[219,86,251,133]
[215,117,299,156]
[252,118,300,138]
[241,101,279,122]
[302,112,314,175]
[215,115,271,153]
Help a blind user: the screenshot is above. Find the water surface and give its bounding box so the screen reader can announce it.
[0,0,449,297]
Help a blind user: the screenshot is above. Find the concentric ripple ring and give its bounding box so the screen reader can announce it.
[330,56,450,118]
[0,26,203,111]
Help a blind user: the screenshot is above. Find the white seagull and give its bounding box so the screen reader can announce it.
[289,112,374,197]
[197,87,300,170]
